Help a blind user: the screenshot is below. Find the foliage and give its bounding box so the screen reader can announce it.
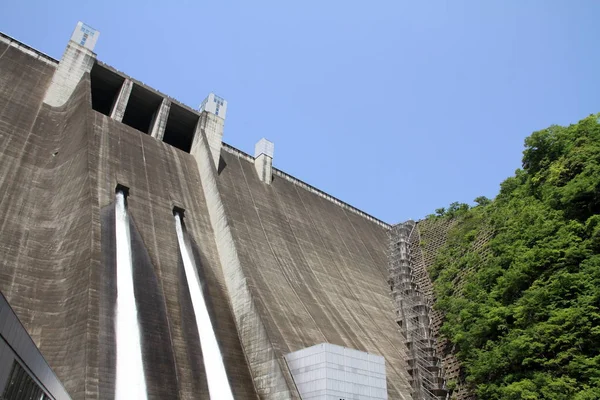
[429,114,600,399]
[474,196,492,206]
[434,202,471,218]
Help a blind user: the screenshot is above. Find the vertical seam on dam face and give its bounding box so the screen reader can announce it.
[236,155,328,346]
[222,155,301,345]
[191,129,298,398]
[114,190,147,400]
[174,212,234,400]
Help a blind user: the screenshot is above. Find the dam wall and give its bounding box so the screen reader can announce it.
[217,149,412,398]
[0,25,415,400]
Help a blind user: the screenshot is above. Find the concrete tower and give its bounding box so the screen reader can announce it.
[199,93,227,168]
[44,22,99,106]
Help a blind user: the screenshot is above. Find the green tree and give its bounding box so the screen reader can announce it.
[428,114,600,399]
[474,196,491,206]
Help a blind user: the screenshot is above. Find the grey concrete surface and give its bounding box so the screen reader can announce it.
[200,111,225,168]
[191,128,299,399]
[43,41,95,106]
[150,98,171,140]
[109,78,133,122]
[0,29,415,400]
[217,150,413,399]
[0,39,256,399]
[254,153,273,184]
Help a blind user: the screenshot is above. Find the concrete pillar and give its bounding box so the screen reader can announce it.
[254,138,274,184]
[189,128,299,399]
[150,98,170,141]
[44,22,99,107]
[109,79,133,122]
[199,112,224,169]
[197,93,227,169]
[191,113,223,169]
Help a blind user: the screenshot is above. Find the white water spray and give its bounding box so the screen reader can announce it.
[174,213,234,400]
[115,191,148,400]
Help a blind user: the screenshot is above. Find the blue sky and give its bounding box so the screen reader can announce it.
[2,1,599,223]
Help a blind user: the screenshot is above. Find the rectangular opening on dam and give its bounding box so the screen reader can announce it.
[122,84,162,134]
[173,205,185,216]
[115,183,129,197]
[163,103,198,153]
[90,63,125,116]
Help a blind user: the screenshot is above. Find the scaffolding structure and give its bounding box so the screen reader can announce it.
[388,222,447,400]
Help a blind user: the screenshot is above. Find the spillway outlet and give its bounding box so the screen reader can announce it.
[115,184,130,197]
[173,205,186,217]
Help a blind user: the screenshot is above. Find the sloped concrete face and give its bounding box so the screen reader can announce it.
[0,29,415,400]
[286,343,387,400]
[0,39,257,399]
[191,129,299,399]
[0,39,91,397]
[44,25,97,107]
[217,150,413,399]
[200,110,225,168]
[88,93,258,400]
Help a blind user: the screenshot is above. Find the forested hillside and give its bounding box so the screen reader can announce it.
[428,114,600,399]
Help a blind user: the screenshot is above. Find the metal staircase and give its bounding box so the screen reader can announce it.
[388,222,448,400]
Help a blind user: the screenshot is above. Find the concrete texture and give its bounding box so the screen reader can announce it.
[254,139,274,184]
[109,78,133,122]
[191,129,298,399]
[88,86,257,400]
[0,37,256,399]
[254,154,273,184]
[150,98,171,140]
[217,149,413,399]
[0,29,418,400]
[0,39,91,396]
[200,111,225,168]
[44,40,96,107]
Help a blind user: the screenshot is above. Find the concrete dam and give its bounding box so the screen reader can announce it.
[0,23,452,400]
